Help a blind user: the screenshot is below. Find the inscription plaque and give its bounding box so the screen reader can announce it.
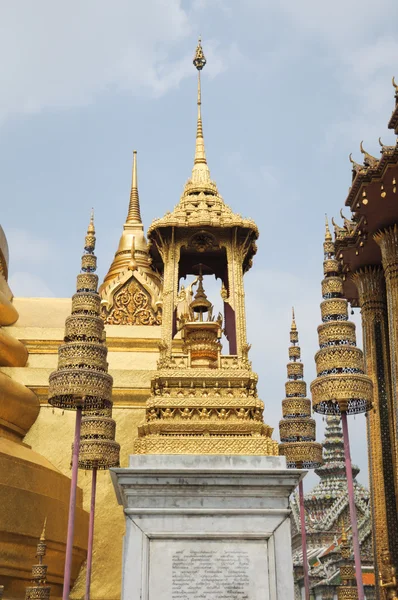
[149,539,269,600]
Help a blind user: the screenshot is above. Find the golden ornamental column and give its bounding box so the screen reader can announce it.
[374,225,398,502]
[352,266,398,581]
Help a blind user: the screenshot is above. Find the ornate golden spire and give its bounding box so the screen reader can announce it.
[311,221,372,415]
[182,38,218,196]
[279,311,323,468]
[193,38,207,168]
[48,214,113,412]
[100,150,152,290]
[25,519,51,600]
[126,150,142,224]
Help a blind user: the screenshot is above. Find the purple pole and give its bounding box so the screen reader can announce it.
[85,468,97,600]
[299,479,310,600]
[341,412,365,600]
[63,406,82,600]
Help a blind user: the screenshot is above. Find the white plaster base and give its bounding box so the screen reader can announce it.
[111,455,303,600]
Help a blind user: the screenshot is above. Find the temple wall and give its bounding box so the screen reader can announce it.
[1,297,164,600]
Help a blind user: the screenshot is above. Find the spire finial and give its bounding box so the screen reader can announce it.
[325,214,332,241]
[393,76,398,92]
[291,307,297,331]
[191,38,211,181]
[126,150,142,224]
[82,212,97,275]
[40,517,47,542]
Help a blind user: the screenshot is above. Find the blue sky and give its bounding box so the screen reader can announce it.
[2,0,398,488]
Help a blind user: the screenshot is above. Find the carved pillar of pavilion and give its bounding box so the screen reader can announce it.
[352,266,398,582]
[374,226,398,503]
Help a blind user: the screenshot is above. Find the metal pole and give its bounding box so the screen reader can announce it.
[85,467,97,600]
[299,479,310,600]
[341,411,365,600]
[63,406,82,600]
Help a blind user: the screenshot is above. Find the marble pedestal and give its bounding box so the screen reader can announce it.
[111,455,303,600]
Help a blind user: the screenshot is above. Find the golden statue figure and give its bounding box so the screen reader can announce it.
[379,549,398,600]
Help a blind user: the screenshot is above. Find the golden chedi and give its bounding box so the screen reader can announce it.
[337,522,358,600]
[279,310,322,468]
[25,520,51,600]
[311,220,372,416]
[100,151,162,325]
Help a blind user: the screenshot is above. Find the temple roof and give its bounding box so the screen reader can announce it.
[147,40,258,240]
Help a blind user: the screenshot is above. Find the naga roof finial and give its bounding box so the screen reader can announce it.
[360,140,378,168]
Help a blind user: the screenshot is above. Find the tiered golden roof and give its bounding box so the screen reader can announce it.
[147,39,258,249]
[134,278,278,455]
[25,520,51,600]
[337,522,358,600]
[48,214,113,412]
[279,310,323,468]
[310,219,373,415]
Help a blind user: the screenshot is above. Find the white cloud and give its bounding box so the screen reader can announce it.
[0,1,237,122]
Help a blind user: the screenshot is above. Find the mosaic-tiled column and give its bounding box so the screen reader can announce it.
[375,226,398,507]
[352,266,398,580]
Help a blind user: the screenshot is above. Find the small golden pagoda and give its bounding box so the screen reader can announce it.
[279,309,323,468]
[311,219,373,415]
[134,39,277,456]
[25,520,51,600]
[48,214,113,413]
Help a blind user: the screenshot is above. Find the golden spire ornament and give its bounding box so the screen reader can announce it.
[183,37,217,195]
[310,218,372,600]
[100,150,154,290]
[279,309,323,468]
[279,309,322,600]
[48,214,112,600]
[25,519,51,600]
[79,405,120,599]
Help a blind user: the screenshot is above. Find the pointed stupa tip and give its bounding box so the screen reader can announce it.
[82,211,97,274]
[40,517,47,542]
[324,214,332,241]
[291,307,297,331]
[126,150,142,224]
[393,76,398,93]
